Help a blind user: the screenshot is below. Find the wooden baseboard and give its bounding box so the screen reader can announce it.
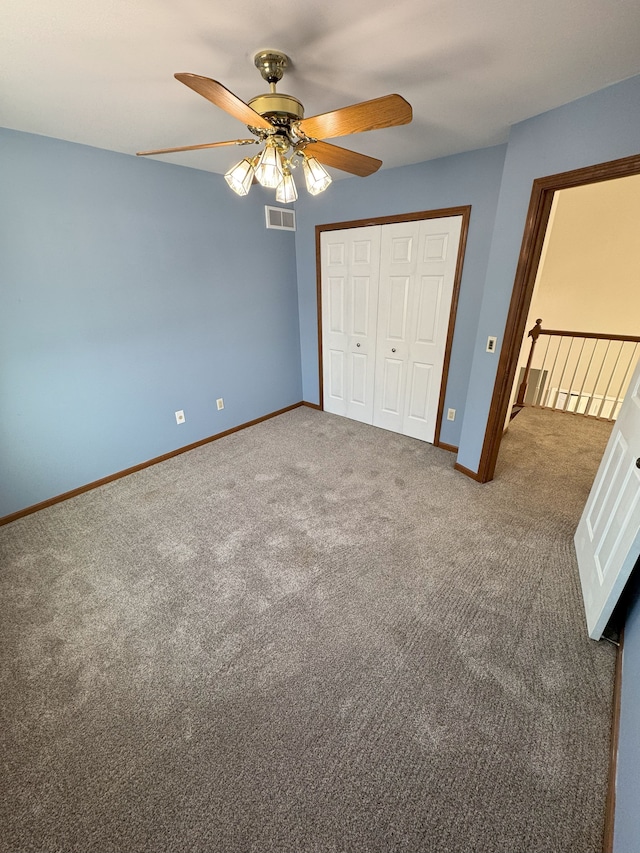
[437,441,459,454]
[453,461,483,482]
[0,401,305,527]
[603,631,624,853]
[301,401,322,410]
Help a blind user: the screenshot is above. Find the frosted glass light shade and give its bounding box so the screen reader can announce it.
[302,156,332,195]
[275,170,298,204]
[224,158,254,196]
[254,143,284,189]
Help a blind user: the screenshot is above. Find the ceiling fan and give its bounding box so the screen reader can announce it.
[137,51,413,202]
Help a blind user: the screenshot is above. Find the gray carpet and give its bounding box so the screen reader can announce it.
[0,406,616,853]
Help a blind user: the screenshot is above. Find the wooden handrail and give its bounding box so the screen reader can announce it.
[539,328,640,343]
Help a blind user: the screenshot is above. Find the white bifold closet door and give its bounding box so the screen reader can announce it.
[321,216,462,443]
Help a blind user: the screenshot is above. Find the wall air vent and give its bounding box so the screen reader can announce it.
[265,206,296,231]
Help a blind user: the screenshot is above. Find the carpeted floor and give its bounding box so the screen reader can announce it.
[0,406,616,853]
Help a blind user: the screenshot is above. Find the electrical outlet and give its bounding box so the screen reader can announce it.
[216,398,224,411]
[486,336,497,353]
[447,408,456,421]
[175,410,185,424]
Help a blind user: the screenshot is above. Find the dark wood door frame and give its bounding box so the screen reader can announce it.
[473,152,640,484]
[315,205,471,449]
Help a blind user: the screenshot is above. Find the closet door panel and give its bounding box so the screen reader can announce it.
[321,227,381,423]
[373,224,418,434]
[401,217,462,442]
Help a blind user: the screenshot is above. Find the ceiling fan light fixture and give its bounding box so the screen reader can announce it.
[275,168,298,204]
[224,157,255,196]
[142,57,412,200]
[254,140,284,189]
[302,155,332,195]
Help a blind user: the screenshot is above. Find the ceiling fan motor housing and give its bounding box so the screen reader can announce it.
[248,92,304,122]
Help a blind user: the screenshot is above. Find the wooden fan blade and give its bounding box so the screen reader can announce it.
[298,94,412,140]
[303,140,382,177]
[137,140,258,156]
[174,73,273,130]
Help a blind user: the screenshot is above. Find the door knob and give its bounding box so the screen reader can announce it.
[636,458,640,469]
[356,342,361,347]
[392,348,396,353]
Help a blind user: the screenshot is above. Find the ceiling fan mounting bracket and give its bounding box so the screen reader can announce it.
[253,51,289,86]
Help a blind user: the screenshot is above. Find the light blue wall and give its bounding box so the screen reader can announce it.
[457,74,640,471]
[0,128,302,517]
[614,567,640,853]
[294,145,507,447]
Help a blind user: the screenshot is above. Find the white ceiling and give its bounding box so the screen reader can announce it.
[2,0,640,178]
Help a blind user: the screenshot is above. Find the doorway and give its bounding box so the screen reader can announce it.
[505,174,640,428]
[315,206,470,447]
[475,153,640,483]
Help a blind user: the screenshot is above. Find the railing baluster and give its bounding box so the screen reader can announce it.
[544,336,563,409]
[586,339,612,416]
[611,342,639,420]
[565,337,586,413]
[597,340,625,420]
[576,337,598,413]
[557,337,575,412]
[532,335,552,407]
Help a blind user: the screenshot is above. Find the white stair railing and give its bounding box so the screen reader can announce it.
[517,319,640,421]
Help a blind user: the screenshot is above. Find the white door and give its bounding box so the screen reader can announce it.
[321,227,381,424]
[373,217,462,442]
[575,356,640,639]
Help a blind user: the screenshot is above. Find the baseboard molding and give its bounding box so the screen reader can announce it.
[437,441,459,454]
[453,461,483,482]
[0,401,305,527]
[301,401,322,410]
[603,631,624,853]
